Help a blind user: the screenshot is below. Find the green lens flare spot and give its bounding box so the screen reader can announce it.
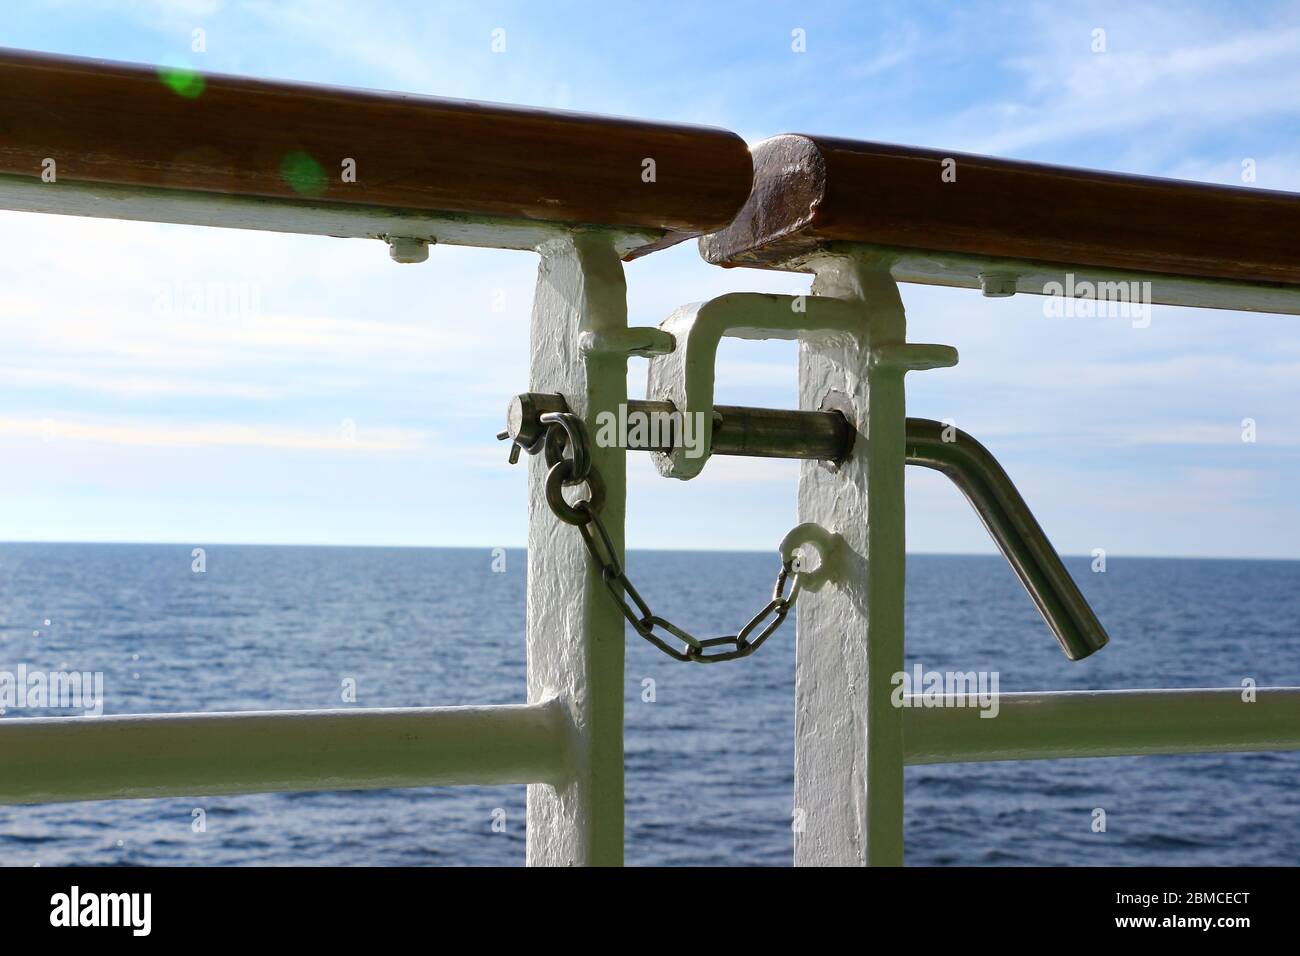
[157,65,205,99]
[279,151,327,197]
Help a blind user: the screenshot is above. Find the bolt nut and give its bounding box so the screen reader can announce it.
[978,273,1018,297]
[387,236,431,263]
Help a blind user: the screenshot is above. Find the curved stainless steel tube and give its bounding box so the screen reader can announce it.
[905,418,1109,661]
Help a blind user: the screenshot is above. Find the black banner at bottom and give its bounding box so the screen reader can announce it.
[0,865,1285,940]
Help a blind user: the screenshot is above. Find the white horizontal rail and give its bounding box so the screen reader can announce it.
[0,175,655,257]
[0,700,570,805]
[881,248,1300,316]
[903,687,1300,764]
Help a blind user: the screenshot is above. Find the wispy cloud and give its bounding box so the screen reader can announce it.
[968,16,1300,159]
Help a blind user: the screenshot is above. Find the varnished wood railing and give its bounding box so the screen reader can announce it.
[702,134,1300,313]
[0,48,751,258]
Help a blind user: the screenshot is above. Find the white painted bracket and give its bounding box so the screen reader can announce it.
[634,268,959,866]
[645,292,955,479]
[792,253,956,867]
[525,230,629,866]
[779,521,843,592]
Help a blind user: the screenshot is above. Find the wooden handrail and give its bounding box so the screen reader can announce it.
[5,47,1297,293]
[0,48,751,253]
[702,134,1300,289]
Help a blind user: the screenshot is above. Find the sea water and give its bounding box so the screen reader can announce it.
[0,544,1297,866]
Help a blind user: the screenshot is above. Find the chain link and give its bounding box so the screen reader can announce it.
[519,410,801,663]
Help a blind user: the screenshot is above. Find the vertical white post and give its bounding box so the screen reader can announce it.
[794,253,909,866]
[525,231,627,866]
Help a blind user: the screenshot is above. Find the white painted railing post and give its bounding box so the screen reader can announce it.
[793,253,916,866]
[525,231,628,866]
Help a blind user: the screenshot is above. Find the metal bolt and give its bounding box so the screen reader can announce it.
[387,236,431,263]
[978,273,1018,297]
[505,392,568,454]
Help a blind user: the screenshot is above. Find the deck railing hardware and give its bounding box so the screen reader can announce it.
[503,408,816,663]
[503,392,1109,661]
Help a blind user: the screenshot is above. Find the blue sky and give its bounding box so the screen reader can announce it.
[1,0,1299,557]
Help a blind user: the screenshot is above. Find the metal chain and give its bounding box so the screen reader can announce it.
[515,410,801,663]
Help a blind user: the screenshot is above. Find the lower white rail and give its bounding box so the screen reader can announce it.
[903,687,1300,764]
[0,700,569,804]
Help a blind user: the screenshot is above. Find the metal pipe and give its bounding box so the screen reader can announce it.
[904,418,1109,660]
[505,392,853,461]
[903,687,1300,764]
[504,395,1107,659]
[711,401,854,460]
[0,701,570,805]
